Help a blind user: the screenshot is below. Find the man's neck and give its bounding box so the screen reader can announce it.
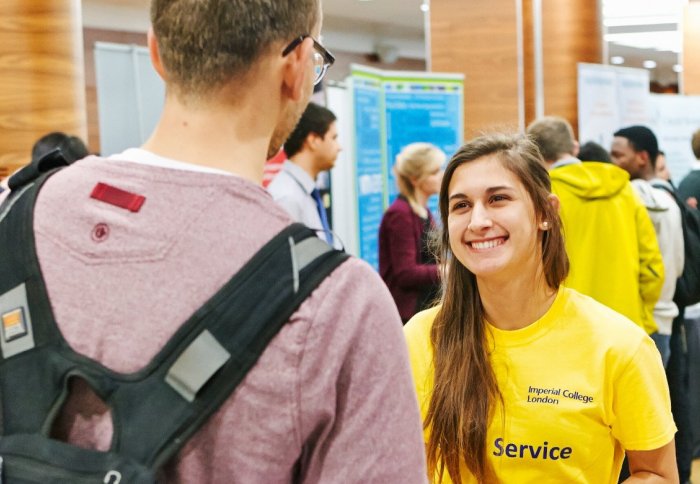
[142,91,277,184]
[631,168,654,182]
[289,152,319,181]
[549,154,580,170]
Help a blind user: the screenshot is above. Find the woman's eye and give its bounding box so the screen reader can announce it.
[490,194,508,203]
[451,201,469,212]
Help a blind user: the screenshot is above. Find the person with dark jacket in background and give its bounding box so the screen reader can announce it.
[379,143,445,323]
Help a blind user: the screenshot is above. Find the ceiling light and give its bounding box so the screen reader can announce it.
[611,56,625,64]
[420,2,429,12]
[643,60,657,69]
[673,64,684,73]
[605,31,682,53]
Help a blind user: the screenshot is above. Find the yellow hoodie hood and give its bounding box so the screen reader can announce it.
[550,161,630,200]
[551,161,664,334]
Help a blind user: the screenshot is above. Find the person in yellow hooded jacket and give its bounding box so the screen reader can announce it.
[527,117,663,336]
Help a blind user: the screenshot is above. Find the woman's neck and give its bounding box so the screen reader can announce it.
[477,273,557,330]
[407,190,429,218]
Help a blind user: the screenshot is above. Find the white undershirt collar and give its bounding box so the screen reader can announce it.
[108,148,232,176]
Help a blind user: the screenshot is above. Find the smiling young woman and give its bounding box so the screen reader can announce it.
[404,133,678,483]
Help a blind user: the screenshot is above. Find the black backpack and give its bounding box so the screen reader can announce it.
[0,163,348,483]
[652,181,700,308]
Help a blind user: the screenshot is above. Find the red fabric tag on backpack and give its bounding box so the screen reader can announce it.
[90,183,146,213]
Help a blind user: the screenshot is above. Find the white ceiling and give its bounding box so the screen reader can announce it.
[82,0,684,84]
[603,0,684,84]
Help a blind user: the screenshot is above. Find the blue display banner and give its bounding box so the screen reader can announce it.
[384,79,463,217]
[353,74,384,270]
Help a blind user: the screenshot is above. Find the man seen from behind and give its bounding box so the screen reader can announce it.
[0,1,427,482]
[527,116,664,336]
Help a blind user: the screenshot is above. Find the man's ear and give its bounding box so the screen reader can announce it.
[148,28,167,81]
[639,150,651,167]
[281,38,314,102]
[304,132,322,151]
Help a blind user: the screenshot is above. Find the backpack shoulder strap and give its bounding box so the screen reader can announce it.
[0,168,68,358]
[110,224,349,468]
[7,150,70,191]
[650,180,676,198]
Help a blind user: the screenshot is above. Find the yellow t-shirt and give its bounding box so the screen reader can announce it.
[404,286,676,483]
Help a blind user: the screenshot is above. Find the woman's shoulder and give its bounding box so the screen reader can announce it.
[405,304,440,334]
[380,197,416,230]
[558,287,648,349]
[387,195,413,213]
[404,306,440,356]
[404,306,441,394]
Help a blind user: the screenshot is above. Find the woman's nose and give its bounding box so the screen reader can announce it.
[467,202,493,231]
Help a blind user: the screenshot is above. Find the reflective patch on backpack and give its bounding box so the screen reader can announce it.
[2,308,27,341]
[0,283,36,358]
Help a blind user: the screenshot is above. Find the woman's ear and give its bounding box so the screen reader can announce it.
[148,28,167,81]
[548,193,560,213]
[539,194,560,230]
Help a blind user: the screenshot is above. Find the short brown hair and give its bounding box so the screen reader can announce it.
[693,128,700,160]
[151,0,320,97]
[526,116,576,163]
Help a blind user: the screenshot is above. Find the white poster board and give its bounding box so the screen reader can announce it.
[94,42,165,156]
[326,83,359,257]
[649,94,700,184]
[578,63,650,149]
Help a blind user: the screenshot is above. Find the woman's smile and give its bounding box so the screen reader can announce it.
[468,236,508,251]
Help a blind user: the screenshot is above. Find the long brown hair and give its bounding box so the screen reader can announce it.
[426,133,569,482]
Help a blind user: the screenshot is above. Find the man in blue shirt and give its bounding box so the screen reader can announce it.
[267,103,341,246]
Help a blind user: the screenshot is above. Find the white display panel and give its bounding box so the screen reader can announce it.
[94,42,165,156]
[578,63,650,150]
[649,94,700,184]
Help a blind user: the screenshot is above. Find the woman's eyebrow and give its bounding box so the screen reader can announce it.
[448,185,515,201]
[484,185,515,194]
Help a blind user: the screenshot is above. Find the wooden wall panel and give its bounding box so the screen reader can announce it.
[431,0,520,139]
[522,0,536,127]
[541,0,602,136]
[0,0,86,176]
[683,3,700,95]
